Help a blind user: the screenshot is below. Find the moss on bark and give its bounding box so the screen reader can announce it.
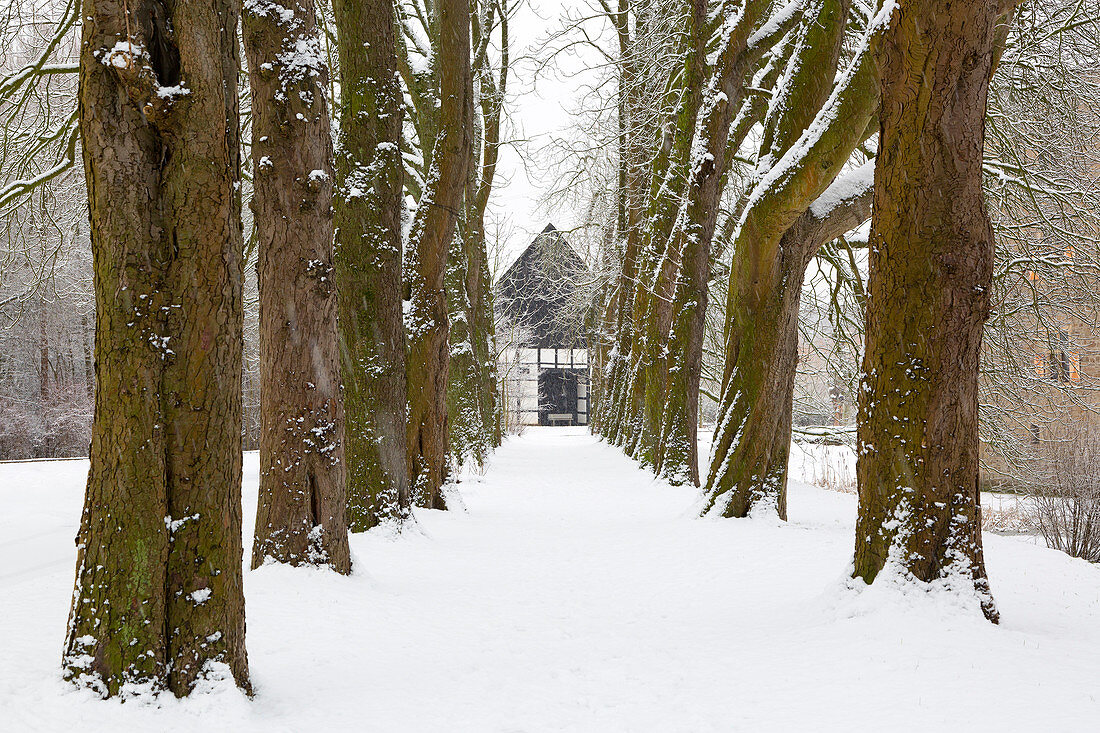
[65,0,249,696]
[853,0,1000,623]
[333,0,410,531]
[245,0,351,572]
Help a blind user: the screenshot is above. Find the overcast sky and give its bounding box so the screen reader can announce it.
[487,0,604,275]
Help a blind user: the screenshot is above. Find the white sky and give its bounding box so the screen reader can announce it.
[487,0,603,276]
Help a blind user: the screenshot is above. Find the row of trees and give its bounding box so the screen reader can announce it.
[2,0,1097,699]
[568,0,1100,478]
[0,0,510,698]
[562,0,1097,623]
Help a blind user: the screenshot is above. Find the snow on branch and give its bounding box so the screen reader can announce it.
[0,112,79,210]
[809,159,875,221]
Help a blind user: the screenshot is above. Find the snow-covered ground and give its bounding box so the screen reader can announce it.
[2,427,1099,731]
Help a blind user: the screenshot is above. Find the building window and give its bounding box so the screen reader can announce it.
[1048,348,1070,382]
[1039,329,1079,384]
[1048,329,1078,383]
[1033,352,1045,378]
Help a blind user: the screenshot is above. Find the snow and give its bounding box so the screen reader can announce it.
[735,0,895,243]
[243,0,295,26]
[155,85,190,100]
[188,588,212,605]
[99,41,143,69]
[809,158,875,220]
[2,428,1100,730]
[747,0,803,50]
[278,36,325,80]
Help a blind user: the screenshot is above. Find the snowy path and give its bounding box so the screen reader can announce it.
[3,427,1100,731]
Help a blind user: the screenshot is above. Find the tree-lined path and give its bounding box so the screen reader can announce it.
[3,428,1100,730]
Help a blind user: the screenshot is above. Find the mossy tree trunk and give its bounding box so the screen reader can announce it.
[446,227,482,468]
[656,225,708,486]
[597,0,784,461]
[657,43,786,486]
[447,0,506,467]
[598,0,658,447]
[854,0,1001,623]
[64,0,249,696]
[703,1,881,517]
[611,0,774,479]
[245,0,350,572]
[590,0,632,437]
[631,0,708,469]
[472,4,506,450]
[406,0,472,508]
[333,0,409,530]
[615,0,702,460]
[702,182,873,513]
[446,148,481,467]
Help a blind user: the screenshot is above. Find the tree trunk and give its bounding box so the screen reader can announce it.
[406,0,472,508]
[597,0,644,447]
[38,304,50,457]
[472,6,506,450]
[64,0,249,696]
[643,0,774,483]
[704,225,818,516]
[449,2,507,463]
[854,0,999,623]
[472,224,501,448]
[588,0,631,435]
[657,228,707,486]
[81,313,94,402]
[703,177,873,510]
[447,208,482,466]
[599,0,774,458]
[703,4,878,517]
[244,0,350,572]
[333,0,409,530]
[633,0,710,470]
[447,46,486,469]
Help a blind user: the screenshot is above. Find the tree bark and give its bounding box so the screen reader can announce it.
[447,0,503,468]
[702,181,872,514]
[64,0,249,696]
[598,0,647,447]
[599,0,777,459]
[656,53,784,486]
[244,0,350,572]
[81,313,94,402]
[704,4,878,517]
[633,0,773,482]
[333,0,409,530]
[853,0,1000,623]
[632,0,710,470]
[472,3,506,450]
[405,0,472,508]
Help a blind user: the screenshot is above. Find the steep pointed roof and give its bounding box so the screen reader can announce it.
[495,225,589,349]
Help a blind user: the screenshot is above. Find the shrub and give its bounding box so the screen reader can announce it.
[1024,429,1100,562]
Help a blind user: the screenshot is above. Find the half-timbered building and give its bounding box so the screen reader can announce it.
[496,224,590,426]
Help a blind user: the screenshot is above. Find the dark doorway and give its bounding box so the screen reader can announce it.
[538,368,579,425]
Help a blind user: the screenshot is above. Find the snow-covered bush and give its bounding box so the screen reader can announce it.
[1025,430,1100,562]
